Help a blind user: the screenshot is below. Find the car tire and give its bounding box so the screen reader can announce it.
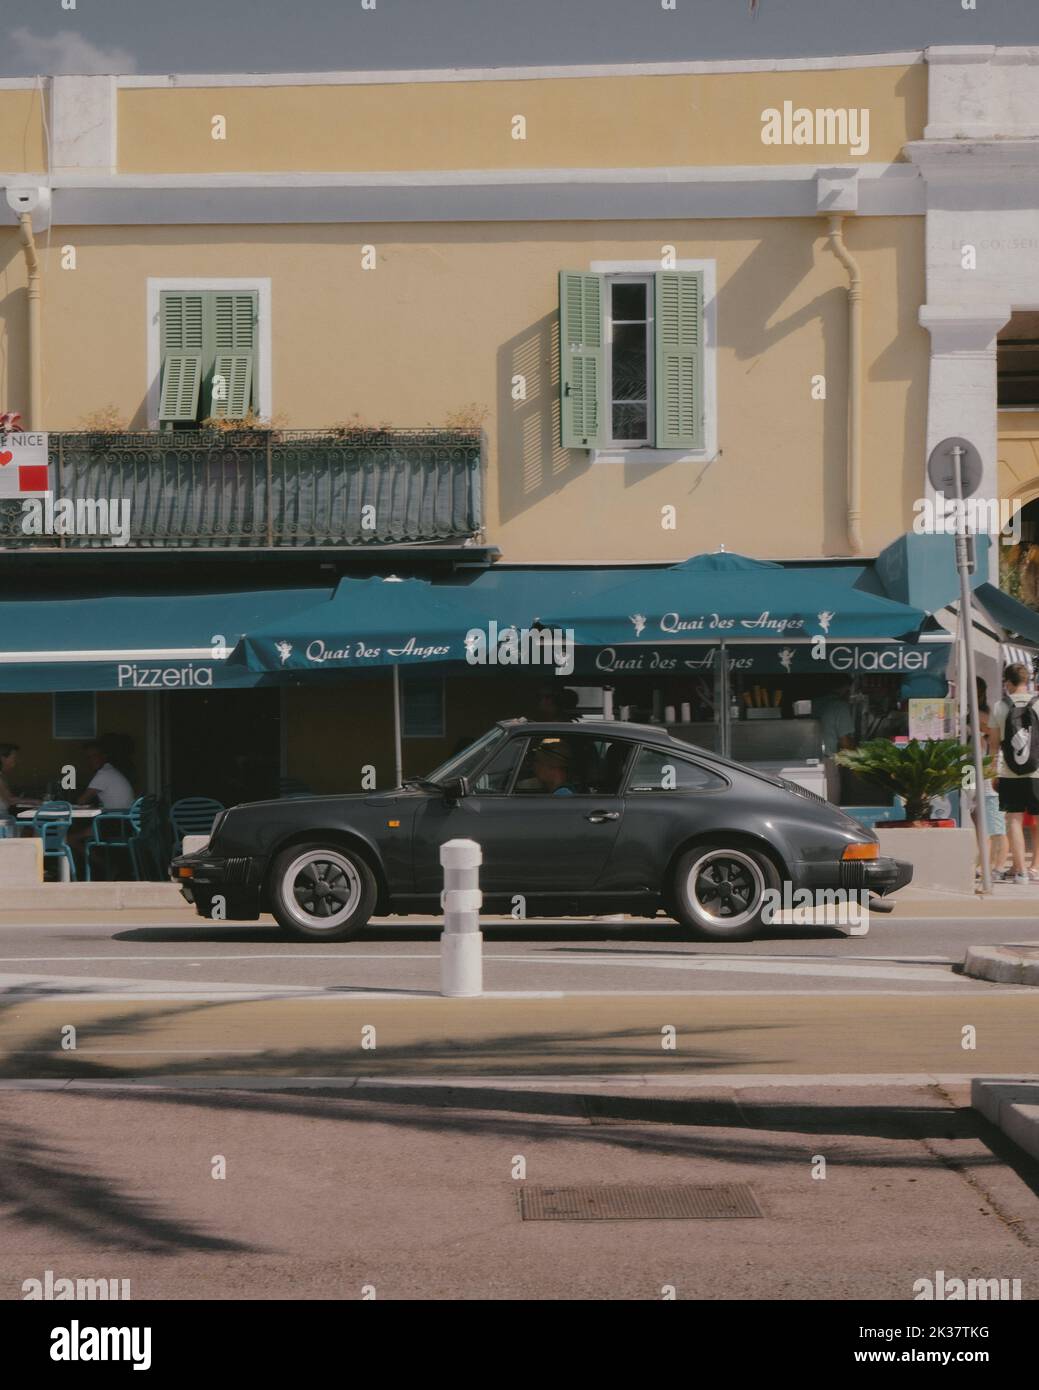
[670,842,780,941]
[269,843,377,942]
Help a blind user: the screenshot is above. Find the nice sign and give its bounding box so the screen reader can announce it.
[0,432,50,497]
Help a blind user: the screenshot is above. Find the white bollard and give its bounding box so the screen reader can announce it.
[440,838,483,997]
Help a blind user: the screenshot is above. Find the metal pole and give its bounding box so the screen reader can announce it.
[392,664,403,788]
[951,445,992,893]
[719,640,730,758]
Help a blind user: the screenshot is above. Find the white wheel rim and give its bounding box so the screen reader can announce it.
[283,850,361,931]
[687,849,765,929]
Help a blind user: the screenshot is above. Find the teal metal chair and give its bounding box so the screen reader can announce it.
[85,807,140,881]
[31,801,77,881]
[131,796,170,880]
[85,795,167,881]
[170,797,224,855]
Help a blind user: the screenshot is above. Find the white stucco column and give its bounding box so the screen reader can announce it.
[919,305,1010,582]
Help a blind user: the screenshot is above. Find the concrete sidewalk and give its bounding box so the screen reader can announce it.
[1,1079,1036,1300]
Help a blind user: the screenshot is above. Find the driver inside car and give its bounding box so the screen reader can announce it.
[531,739,578,795]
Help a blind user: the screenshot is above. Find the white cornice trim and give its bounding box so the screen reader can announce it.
[924,45,1039,65]
[919,304,1012,354]
[112,53,925,88]
[0,165,923,225]
[3,162,917,190]
[906,139,1039,178]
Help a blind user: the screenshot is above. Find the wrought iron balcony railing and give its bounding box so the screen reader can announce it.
[0,428,482,548]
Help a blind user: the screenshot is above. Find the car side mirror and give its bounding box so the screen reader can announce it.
[441,776,469,803]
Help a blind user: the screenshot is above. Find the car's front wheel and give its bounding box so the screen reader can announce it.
[670,843,780,941]
[269,843,376,941]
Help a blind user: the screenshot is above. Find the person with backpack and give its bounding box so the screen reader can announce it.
[992,662,1039,884]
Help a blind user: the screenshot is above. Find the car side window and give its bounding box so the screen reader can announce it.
[513,735,634,795]
[471,738,528,795]
[626,747,727,793]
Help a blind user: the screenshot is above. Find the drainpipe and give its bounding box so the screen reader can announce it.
[825,214,862,555]
[17,212,42,431]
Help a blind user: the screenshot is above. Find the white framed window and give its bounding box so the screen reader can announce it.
[590,258,717,465]
[146,278,272,430]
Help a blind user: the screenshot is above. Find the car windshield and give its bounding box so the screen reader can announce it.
[424,727,508,784]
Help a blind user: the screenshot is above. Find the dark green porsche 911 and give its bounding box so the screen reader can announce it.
[172,719,911,942]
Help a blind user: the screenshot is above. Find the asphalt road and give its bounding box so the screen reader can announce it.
[0,908,1037,998]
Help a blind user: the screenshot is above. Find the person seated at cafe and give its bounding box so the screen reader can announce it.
[0,742,41,832]
[532,739,578,795]
[65,738,137,873]
[78,739,136,810]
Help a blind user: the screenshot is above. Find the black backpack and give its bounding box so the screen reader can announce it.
[1001,695,1039,775]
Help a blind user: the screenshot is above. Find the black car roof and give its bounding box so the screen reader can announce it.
[497,718,685,742]
[494,719,774,779]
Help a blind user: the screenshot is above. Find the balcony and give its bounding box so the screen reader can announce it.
[0,428,482,549]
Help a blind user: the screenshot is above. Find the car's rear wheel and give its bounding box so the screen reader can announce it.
[269,843,376,941]
[670,843,780,941]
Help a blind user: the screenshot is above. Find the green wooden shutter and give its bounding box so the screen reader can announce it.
[559,271,604,448]
[159,292,205,425]
[213,292,257,351]
[654,271,704,449]
[210,353,254,419]
[161,292,205,352]
[159,353,203,422]
[207,292,257,417]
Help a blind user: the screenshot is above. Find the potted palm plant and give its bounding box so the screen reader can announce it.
[836,738,990,826]
[837,739,992,893]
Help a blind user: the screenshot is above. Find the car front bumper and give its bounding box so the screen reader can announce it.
[170,851,262,920]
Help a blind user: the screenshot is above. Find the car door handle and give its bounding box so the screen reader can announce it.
[585,811,620,823]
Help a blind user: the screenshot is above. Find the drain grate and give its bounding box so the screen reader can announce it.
[519,1183,763,1222]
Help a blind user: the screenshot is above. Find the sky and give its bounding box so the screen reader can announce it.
[0,0,1036,77]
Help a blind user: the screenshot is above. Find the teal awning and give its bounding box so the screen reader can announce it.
[974,583,1039,647]
[0,586,333,691]
[538,552,928,645]
[229,569,627,672]
[230,554,928,674]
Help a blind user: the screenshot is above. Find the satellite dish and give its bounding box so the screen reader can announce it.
[927,436,983,499]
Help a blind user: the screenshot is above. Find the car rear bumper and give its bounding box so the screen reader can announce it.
[796,855,913,897]
[839,856,913,896]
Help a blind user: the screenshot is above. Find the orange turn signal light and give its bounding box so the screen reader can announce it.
[842,843,878,861]
[178,866,195,878]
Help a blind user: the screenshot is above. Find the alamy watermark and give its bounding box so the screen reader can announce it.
[21,496,132,546]
[760,102,870,157]
[465,622,575,675]
[23,1269,130,1300]
[912,493,1021,544]
[913,1269,1022,1301]
[761,885,871,929]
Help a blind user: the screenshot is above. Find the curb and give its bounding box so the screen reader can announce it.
[963,944,1039,986]
[971,1078,1039,1162]
[0,883,184,910]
